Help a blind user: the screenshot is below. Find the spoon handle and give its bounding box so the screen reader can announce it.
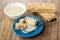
[38,18,56,26]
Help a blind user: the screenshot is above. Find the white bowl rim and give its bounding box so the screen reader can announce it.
[4,2,27,17]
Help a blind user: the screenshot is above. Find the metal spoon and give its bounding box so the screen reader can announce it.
[21,18,56,33]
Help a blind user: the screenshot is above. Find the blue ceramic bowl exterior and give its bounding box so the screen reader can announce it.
[12,16,44,37]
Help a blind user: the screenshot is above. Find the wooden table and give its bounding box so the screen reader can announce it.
[0,0,60,40]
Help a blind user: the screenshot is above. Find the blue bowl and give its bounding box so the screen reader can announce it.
[12,16,44,38]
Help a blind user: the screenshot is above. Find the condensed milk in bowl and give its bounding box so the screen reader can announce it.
[4,3,27,19]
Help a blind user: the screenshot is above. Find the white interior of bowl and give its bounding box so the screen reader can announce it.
[4,3,27,18]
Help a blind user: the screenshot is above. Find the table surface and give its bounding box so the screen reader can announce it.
[0,0,60,40]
